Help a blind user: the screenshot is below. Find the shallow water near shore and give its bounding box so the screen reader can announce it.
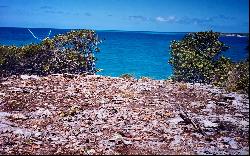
[0,27,248,79]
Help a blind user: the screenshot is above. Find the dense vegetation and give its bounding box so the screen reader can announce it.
[169,31,249,93]
[0,29,101,78]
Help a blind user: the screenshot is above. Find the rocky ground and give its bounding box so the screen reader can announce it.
[0,74,249,155]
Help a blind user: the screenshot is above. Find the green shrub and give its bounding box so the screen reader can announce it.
[140,76,151,81]
[223,60,249,93]
[169,30,229,84]
[0,29,101,77]
[169,30,249,93]
[211,56,233,86]
[120,73,134,79]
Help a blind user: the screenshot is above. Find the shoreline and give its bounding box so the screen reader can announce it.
[0,74,249,154]
[0,27,249,35]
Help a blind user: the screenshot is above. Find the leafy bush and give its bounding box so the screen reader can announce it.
[169,30,249,93]
[120,73,134,79]
[169,30,229,84]
[223,60,249,93]
[0,29,101,77]
[140,76,151,82]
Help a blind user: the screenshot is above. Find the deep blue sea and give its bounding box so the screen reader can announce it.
[0,27,249,80]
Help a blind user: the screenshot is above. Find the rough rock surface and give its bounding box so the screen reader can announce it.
[0,74,249,155]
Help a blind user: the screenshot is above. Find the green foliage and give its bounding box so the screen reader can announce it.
[169,30,249,93]
[211,56,233,86]
[0,29,101,77]
[120,73,134,79]
[169,30,229,84]
[140,76,151,81]
[223,60,249,93]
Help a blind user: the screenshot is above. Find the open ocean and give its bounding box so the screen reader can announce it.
[0,27,249,80]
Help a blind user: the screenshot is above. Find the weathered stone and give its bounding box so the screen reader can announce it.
[85,149,96,155]
[11,113,28,120]
[202,120,218,128]
[20,75,40,80]
[0,74,248,155]
[34,131,43,138]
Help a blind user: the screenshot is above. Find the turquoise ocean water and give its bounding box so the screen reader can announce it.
[0,27,248,79]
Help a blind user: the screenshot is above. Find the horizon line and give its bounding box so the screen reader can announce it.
[0,26,249,34]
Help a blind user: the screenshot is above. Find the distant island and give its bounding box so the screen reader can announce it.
[221,32,249,37]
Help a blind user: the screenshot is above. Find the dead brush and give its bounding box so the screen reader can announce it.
[178,82,188,91]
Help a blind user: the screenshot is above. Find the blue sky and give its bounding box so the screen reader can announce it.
[0,0,249,32]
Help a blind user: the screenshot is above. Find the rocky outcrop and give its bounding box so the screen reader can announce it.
[0,74,249,154]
